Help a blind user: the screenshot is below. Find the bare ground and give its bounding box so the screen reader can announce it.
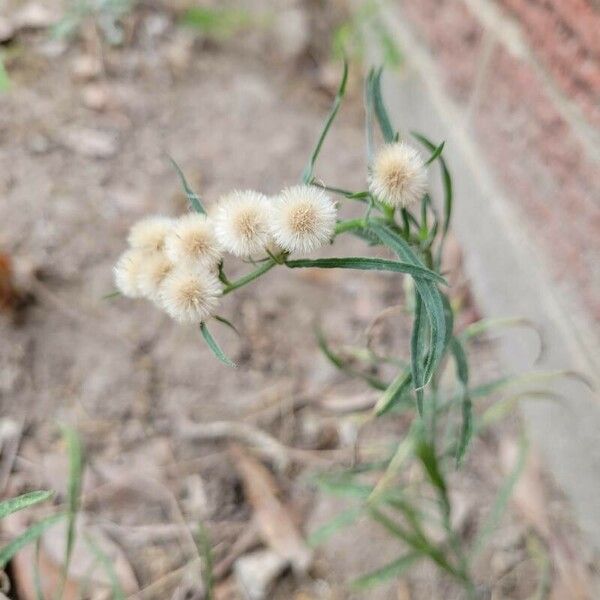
[1,2,598,599]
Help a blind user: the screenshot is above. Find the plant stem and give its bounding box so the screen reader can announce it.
[222,258,278,295]
[334,218,366,235]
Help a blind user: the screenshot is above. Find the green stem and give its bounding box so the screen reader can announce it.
[334,218,366,235]
[310,181,369,203]
[222,259,278,295]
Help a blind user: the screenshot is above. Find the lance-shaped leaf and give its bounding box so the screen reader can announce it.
[0,491,53,521]
[285,256,447,284]
[200,322,236,367]
[352,552,420,589]
[168,156,206,214]
[412,132,453,265]
[370,224,447,394]
[368,68,396,143]
[449,336,473,464]
[302,61,348,184]
[0,513,65,569]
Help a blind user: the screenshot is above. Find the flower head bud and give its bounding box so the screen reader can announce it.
[214,191,272,257]
[165,213,222,270]
[128,216,174,253]
[369,142,427,208]
[270,185,336,254]
[113,249,146,298]
[137,252,174,301]
[158,266,222,323]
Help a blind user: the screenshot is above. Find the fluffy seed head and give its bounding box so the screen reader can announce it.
[137,252,174,301]
[158,266,222,323]
[369,142,427,208]
[165,213,222,269]
[128,216,174,253]
[113,249,146,298]
[214,191,272,257]
[270,185,337,254]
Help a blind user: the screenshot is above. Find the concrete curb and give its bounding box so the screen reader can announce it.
[361,2,600,550]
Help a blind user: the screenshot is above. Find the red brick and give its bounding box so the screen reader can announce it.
[472,45,600,322]
[402,0,485,103]
[496,0,600,127]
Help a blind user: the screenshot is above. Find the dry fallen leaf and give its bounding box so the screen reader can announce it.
[229,445,312,574]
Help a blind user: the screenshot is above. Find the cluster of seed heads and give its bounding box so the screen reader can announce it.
[113,141,427,326]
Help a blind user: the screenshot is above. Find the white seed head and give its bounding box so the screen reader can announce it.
[158,266,222,323]
[369,142,427,208]
[214,190,272,257]
[137,252,174,301]
[128,216,174,253]
[113,248,146,298]
[165,213,222,269]
[270,185,337,254]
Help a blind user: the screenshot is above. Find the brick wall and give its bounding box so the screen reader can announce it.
[398,0,600,326]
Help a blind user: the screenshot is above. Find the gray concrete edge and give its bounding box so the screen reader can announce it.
[358,2,600,549]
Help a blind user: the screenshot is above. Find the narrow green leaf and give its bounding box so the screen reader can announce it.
[0,513,64,568]
[370,224,447,390]
[410,293,427,416]
[471,434,528,558]
[213,315,240,336]
[84,534,126,600]
[424,141,445,166]
[412,132,453,265]
[370,68,395,143]
[315,327,388,390]
[470,369,592,399]
[168,156,206,214]
[369,507,460,578]
[302,61,348,183]
[309,506,363,548]
[285,256,447,284]
[0,491,53,521]
[352,552,420,589]
[460,317,544,362]
[102,291,121,300]
[195,521,214,600]
[0,56,10,93]
[449,337,473,464]
[58,425,85,600]
[200,322,236,367]
[374,370,412,415]
[364,69,375,162]
[478,390,561,430]
[415,437,450,516]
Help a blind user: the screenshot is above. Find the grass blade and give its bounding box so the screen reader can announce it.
[84,534,126,600]
[424,141,445,166]
[0,491,53,520]
[0,513,64,569]
[195,521,214,600]
[412,132,453,265]
[200,322,236,367]
[410,293,427,415]
[309,506,363,548]
[352,552,420,589]
[374,369,412,415]
[168,156,206,214]
[449,337,472,464]
[285,257,447,284]
[213,315,240,336]
[471,434,528,558]
[316,327,388,390]
[302,61,348,183]
[57,425,84,600]
[369,68,395,143]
